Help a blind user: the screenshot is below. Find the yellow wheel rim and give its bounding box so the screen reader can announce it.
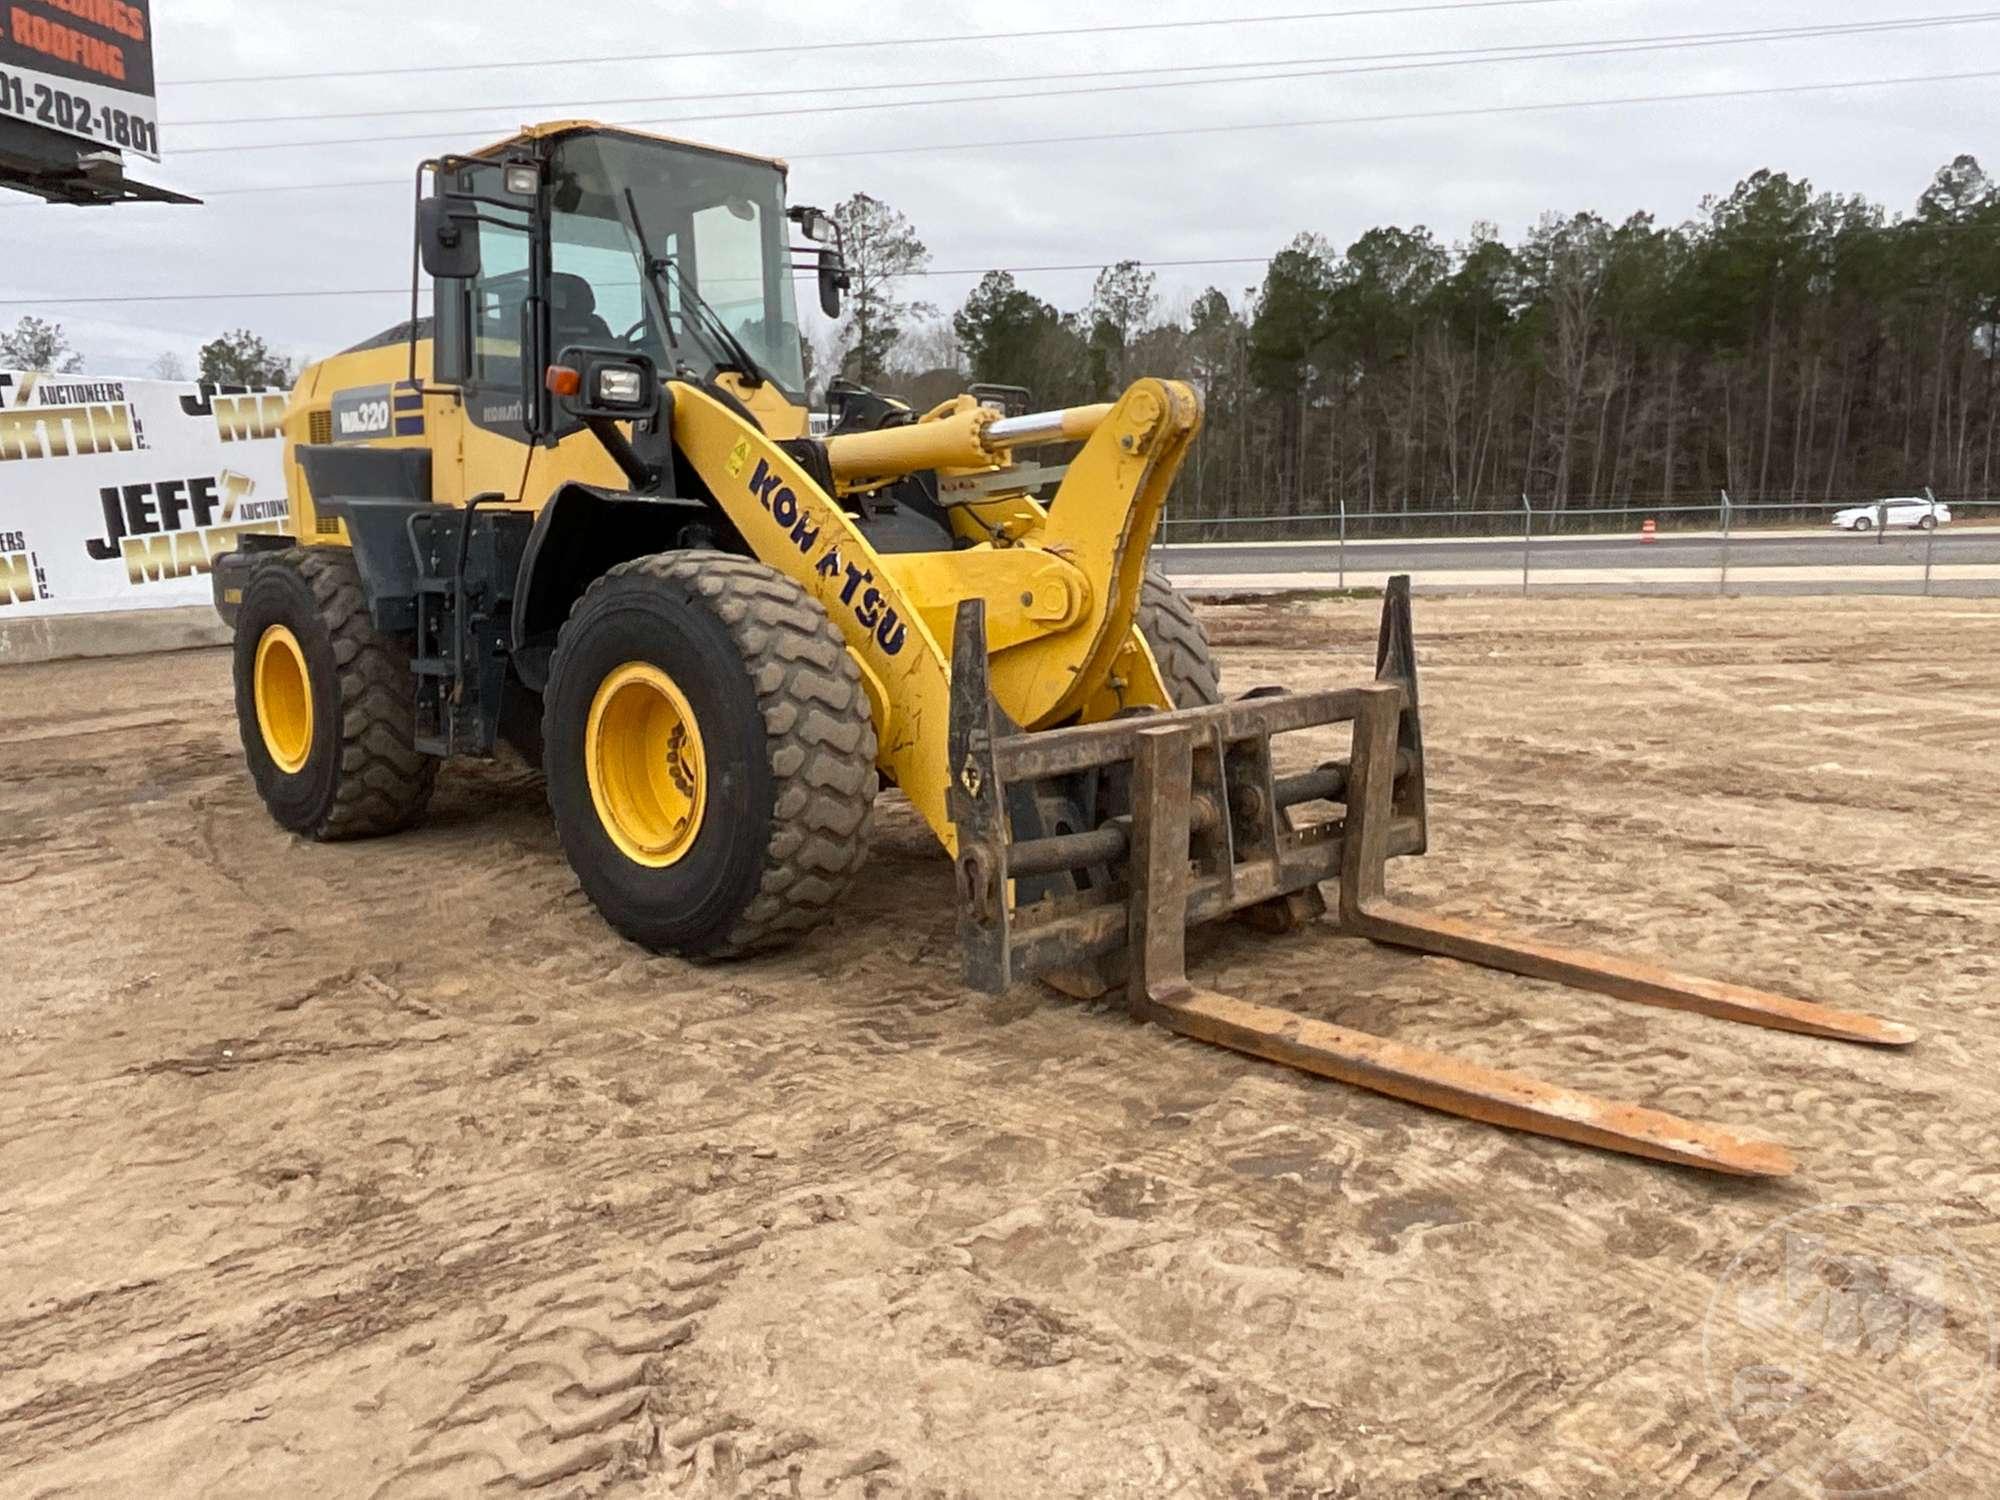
[585,662,708,868]
[253,624,314,775]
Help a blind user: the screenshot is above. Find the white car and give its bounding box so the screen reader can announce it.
[1832,497,1951,532]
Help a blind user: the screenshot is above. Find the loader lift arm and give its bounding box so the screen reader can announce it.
[670,376,1203,850]
[948,577,1915,1178]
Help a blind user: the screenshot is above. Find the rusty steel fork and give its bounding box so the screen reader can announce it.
[1126,713,1909,1180]
[950,579,1918,1180]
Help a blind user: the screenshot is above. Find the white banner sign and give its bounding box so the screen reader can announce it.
[0,370,289,617]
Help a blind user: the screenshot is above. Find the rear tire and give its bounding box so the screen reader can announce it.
[231,547,436,840]
[542,551,877,958]
[1135,569,1222,708]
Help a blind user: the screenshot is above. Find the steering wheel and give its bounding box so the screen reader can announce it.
[619,319,647,344]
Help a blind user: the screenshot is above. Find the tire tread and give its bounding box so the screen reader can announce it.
[266,547,435,839]
[1136,569,1222,708]
[548,552,876,958]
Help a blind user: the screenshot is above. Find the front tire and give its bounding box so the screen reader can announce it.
[1135,570,1222,708]
[542,552,877,958]
[1852,516,1875,533]
[231,547,436,839]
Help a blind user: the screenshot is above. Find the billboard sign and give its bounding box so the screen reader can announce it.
[0,1,158,161]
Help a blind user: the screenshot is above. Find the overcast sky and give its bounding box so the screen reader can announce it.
[6,0,1995,376]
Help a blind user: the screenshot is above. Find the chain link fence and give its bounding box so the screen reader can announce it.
[1155,490,2000,597]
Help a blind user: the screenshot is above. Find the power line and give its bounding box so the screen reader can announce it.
[803,65,2000,162]
[0,258,1282,308]
[8,66,1992,211]
[184,51,1399,130]
[12,214,2000,308]
[143,66,2000,200]
[12,212,2000,310]
[171,10,1991,132]
[167,12,2000,158]
[159,0,1596,87]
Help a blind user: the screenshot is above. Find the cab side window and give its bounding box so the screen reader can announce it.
[470,219,531,390]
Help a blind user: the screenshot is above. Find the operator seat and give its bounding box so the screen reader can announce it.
[550,273,614,348]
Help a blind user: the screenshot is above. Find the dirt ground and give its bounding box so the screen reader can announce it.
[2,592,1996,1499]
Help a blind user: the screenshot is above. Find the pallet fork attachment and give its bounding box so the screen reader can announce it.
[947,577,1915,1178]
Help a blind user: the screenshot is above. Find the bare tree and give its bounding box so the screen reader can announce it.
[1,316,85,373]
[831,193,931,387]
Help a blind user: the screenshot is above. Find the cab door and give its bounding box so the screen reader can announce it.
[428,160,542,507]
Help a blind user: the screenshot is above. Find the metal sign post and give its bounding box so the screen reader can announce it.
[1924,486,1940,597]
[1338,498,1347,591]
[1718,490,1733,595]
[1514,495,1528,596]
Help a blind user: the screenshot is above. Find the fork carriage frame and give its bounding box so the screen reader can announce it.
[947,576,1916,1179]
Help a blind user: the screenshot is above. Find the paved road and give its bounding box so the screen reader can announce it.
[1158,528,2000,577]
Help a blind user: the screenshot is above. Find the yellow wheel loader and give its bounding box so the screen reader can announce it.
[214,121,1912,1178]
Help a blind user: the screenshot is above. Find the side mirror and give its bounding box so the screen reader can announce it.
[417,194,481,280]
[546,347,659,422]
[818,246,849,320]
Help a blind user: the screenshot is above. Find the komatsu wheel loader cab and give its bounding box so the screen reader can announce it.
[215,120,1915,1180]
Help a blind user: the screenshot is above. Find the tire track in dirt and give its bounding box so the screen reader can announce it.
[760,984,2000,1487]
[18,905,1965,1495]
[587,1007,1837,1490]
[5,597,1997,1497]
[370,1274,723,1497]
[5,930,1967,1496]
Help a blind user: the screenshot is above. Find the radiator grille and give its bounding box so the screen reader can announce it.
[305,408,339,532]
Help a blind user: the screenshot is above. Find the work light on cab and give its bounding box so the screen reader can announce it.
[594,367,645,407]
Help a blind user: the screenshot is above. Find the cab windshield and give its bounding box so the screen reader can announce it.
[547,132,806,397]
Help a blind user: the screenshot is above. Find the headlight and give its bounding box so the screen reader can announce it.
[595,367,645,407]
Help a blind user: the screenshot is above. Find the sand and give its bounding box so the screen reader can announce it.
[2,591,1995,1498]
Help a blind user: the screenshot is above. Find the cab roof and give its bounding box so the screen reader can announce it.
[469,120,788,174]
